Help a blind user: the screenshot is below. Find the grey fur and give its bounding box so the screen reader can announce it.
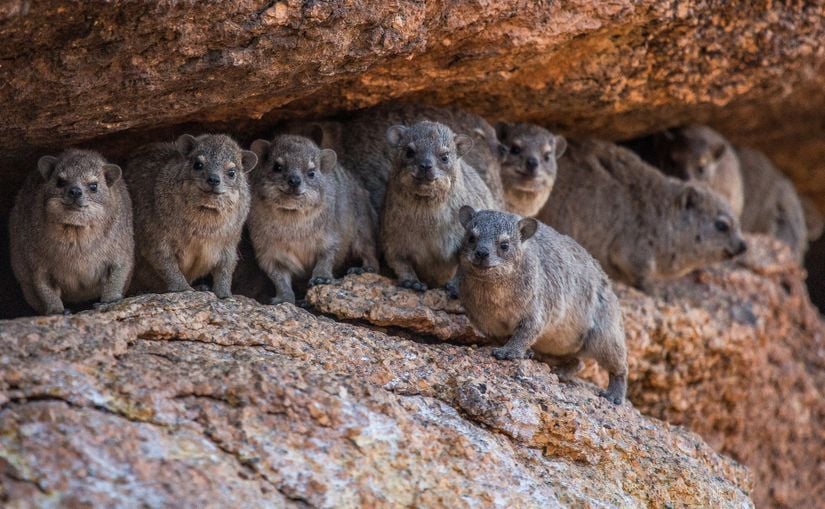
[9,149,134,314]
[457,208,627,404]
[125,134,254,297]
[381,121,497,291]
[495,122,567,217]
[244,135,379,305]
[538,139,747,291]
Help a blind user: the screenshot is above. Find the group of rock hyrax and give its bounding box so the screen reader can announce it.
[11,103,820,405]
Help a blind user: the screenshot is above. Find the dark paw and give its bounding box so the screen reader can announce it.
[361,266,376,273]
[399,279,427,292]
[347,267,366,275]
[599,390,624,405]
[308,276,333,287]
[491,347,529,361]
[269,296,295,306]
[296,299,311,309]
[193,284,211,292]
[444,283,459,299]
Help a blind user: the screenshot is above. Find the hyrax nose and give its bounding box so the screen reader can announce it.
[206,175,221,188]
[418,159,434,171]
[287,175,302,188]
[68,186,82,199]
[735,240,748,255]
[525,157,539,174]
[475,247,490,260]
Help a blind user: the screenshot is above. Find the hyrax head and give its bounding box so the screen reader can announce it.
[494,123,567,192]
[250,135,337,211]
[386,121,472,200]
[668,184,748,274]
[174,134,256,209]
[37,149,122,227]
[458,206,538,278]
[655,125,729,183]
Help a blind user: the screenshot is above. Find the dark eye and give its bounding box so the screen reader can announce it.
[307,170,316,179]
[697,166,706,176]
[273,163,283,173]
[227,170,237,178]
[714,220,730,233]
[468,234,477,244]
[440,155,449,163]
[544,152,552,162]
[56,178,67,188]
[405,147,415,159]
[88,182,98,193]
[500,241,510,252]
[193,161,204,171]
[510,145,521,155]
[497,144,508,157]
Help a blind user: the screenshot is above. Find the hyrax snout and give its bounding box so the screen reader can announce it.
[457,207,628,404]
[10,149,134,315]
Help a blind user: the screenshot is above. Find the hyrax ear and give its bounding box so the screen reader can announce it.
[250,139,271,166]
[103,164,122,186]
[320,149,337,172]
[386,125,408,147]
[494,122,510,142]
[306,124,325,147]
[175,134,198,155]
[554,135,567,158]
[711,143,726,161]
[458,205,476,228]
[679,186,701,210]
[37,155,58,180]
[454,134,473,158]
[241,150,258,173]
[518,217,539,242]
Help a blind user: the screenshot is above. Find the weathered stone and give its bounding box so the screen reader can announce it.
[0,292,751,507]
[308,236,825,508]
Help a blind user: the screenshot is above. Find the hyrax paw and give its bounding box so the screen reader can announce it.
[347,267,366,275]
[193,284,211,292]
[491,347,530,361]
[213,290,232,299]
[444,284,459,299]
[599,390,624,406]
[309,276,333,287]
[399,279,427,292]
[269,296,295,306]
[361,266,376,273]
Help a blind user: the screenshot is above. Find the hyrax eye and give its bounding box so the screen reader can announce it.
[510,145,521,155]
[405,147,415,159]
[273,163,283,172]
[544,152,552,162]
[714,220,730,233]
[56,178,67,188]
[468,234,477,244]
[500,241,510,251]
[307,170,316,179]
[88,182,98,193]
[193,161,204,171]
[227,169,237,178]
[440,155,449,163]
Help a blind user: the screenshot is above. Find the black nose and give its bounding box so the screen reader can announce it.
[525,157,539,173]
[736,240,747,255]
[68,186,82,199]
[475,247,490,260]
[206,175,221,187]
[287,175,302,188]
[419,160,433,171]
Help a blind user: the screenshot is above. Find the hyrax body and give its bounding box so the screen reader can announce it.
[457,208,627,404]
[336,103,505,213]
[494,122,567,217]
[125,134,255,297]
[9,149,134,315]
[737,147,808,259]
[538,139,747,291]
[246,135,379,305]
[643,125,744,218]
[382,121,497,293]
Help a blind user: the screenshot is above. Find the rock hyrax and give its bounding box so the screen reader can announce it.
[457,207,627,404]
[538,139,747,291]
[737,147,808,259]
[645,125,744,218]
[125,134,255,297]
[246,134,379,305]
[9,149,134,315]
[382,120,497,294]
[494,122,567,217]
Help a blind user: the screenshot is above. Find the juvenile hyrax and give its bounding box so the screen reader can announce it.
[9,149,134,315]
[457,208,627,404]
[382,121,497,293]
[494,122,567,217]
[737,147,808,259]
[538,139,747,291]
[125,134,255,297]
[246,135,379,305]
[647,125,744,218]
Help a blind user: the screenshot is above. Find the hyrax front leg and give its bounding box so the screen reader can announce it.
[211,247,238,299]
[267,270,295,305]
[147,243,193,293]
[491,315,543,360]
[100,262,130,303]
[33,268,64,315]
[386,255,427,292]
[309,247,338,287]
[444,274,460,299]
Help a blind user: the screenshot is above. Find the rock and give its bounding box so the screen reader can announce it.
[307,235,825,508]
[0,292,751,507]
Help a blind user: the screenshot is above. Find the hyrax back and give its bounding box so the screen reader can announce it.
[494,122,567,217]
[337,103,505,213]
[737,147,807,259]
[457,208,627,404]
[538,139,747,291]
[125,134,255,297]
[244,134,379,305]
[642,125,744,218]
[9,149,134,315]
[381,120,497,293]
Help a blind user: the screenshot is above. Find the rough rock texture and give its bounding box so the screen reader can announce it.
[308,236,825,508]
[0,292,753,507]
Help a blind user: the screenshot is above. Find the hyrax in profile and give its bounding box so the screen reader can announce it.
[457,207,627,404]
[9,149,134,315]
[645,125,744,218]
[737,147,808,259]
[125,134,255,297]
[382,121,497,293]
[538,139,747,291]
[494,122,567,217]
[246,134,379,305]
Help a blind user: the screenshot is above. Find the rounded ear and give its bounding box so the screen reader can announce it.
[554,135,567,158]
[679,186,701,210]
[711,143,726,161]
[458,205,476,228]
[250,139,271,165]
[37,155,58,180]
[241,150,258,173]
[518,217,538,241]
[494,122,510,142]
[320,149,337,172]
[103,164,122,186]
[175,134,198,155]
[454,134,473,158]
[386,125,408,147]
